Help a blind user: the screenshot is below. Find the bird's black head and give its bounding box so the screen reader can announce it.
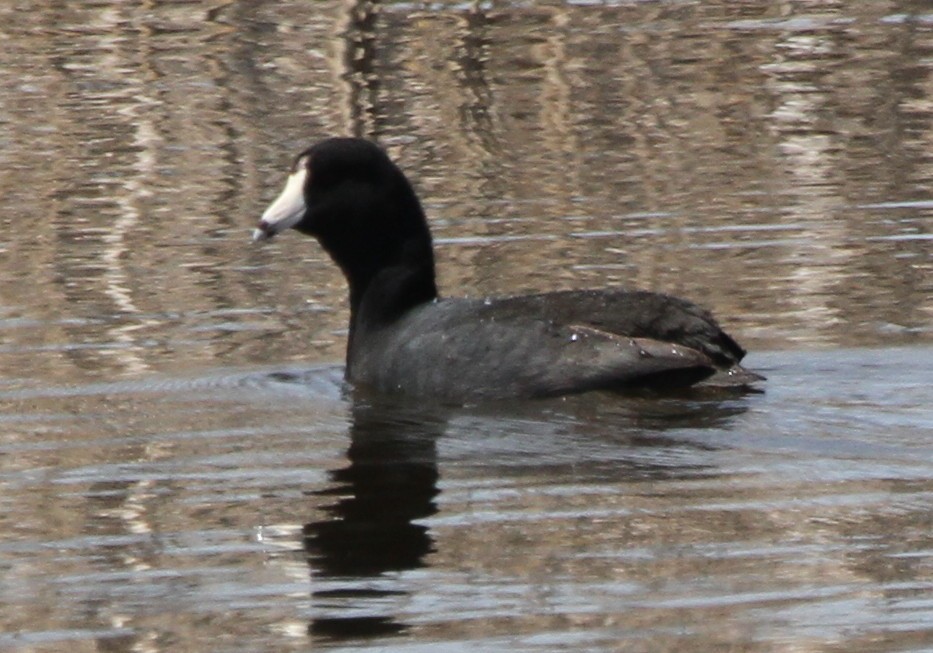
[254,137,437,316]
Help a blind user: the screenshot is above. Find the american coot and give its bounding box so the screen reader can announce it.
[254,137,763,401]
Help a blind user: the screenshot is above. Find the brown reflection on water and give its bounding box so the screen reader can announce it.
[0,3,931,650]
[0,1,931,382]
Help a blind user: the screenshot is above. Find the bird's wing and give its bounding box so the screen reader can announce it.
[528,324,716,396]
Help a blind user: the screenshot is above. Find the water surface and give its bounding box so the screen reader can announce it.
[0,1,931,651]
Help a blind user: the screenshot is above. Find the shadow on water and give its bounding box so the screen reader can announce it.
[298,384,753,642]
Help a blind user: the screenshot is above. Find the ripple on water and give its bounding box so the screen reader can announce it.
[0,364,346,403]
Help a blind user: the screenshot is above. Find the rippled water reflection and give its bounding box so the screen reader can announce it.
[1,1,931,651]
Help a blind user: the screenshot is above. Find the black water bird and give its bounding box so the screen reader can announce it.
[253,137,762,401]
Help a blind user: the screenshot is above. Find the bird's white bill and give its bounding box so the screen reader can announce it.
[253,166,308,241]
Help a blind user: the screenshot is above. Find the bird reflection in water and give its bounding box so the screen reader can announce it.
[298,385,753,641]
[304,394,443,640]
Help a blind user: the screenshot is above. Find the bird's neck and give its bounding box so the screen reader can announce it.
[345,233,438,351]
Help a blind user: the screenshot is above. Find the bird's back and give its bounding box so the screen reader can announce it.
[347,288,750,401]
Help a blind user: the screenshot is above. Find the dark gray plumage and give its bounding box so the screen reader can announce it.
[254,137,762,402]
